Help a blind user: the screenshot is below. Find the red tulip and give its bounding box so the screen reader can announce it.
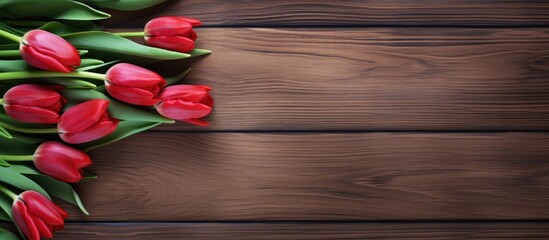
[2,84,66,124]
[12,191,68,240]
[58,99,119,144]
[155,85,213,126]
[20,30,81,72]
[105,63,166,106]
[144,16,201,52]
[33,141,92,183]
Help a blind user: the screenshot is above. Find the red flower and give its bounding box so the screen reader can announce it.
[58,99,119,144]
[105,63,166,106]
[12,191,68,240]
[144,16,201,53]
[2,84,66,124]
[33,141,92,183]
[20,30,80,73]
[155,85,213,126]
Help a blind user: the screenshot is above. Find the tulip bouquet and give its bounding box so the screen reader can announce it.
[0,1,213,239]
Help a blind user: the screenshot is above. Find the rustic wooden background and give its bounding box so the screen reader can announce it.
[50,1,549,239]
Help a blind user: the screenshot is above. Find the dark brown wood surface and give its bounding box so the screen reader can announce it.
[18,222,549,239]
[149,28,549,131]
[105,1,549,27]
[56,132,549,221]
[5,1,549,239]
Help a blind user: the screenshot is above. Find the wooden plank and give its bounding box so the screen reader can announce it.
[8,222,549,239]
[143,28,549,131]
[104,1,549,27]
[60,133,549,220]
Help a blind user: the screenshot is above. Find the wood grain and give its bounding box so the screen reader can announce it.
[60,133,549,220]
[104,1,549,27]
[18,222,549,239]
[143,28,549,131]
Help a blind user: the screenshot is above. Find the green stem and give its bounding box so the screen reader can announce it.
[0,155,33,161]
[0,71,105,81]
[0,50,20,58]
[0,185,18,200]
[0,122,58,134]
[113,31,145,38]
[0,99,3,105]
[0,29,22,43]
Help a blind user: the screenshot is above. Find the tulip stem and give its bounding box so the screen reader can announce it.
[0,29,22,43]
[0,99,3,105]
[0,155,33,161]
[113,31,145,37]
[0,50,20,58]
[0,71,105,82]
[0,122,58,134]
[0,185,18,200]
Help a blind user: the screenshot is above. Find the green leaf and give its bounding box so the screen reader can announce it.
[0,193,13,221]
[0,158,10,167]
[9,133,45,144]
[80,58,104,68]
[63,89,174,123]
[77,60,117,71]
[39,21,97,35]
[187,48,212,58]
[44,78,97,88]
[0,0,110,20]
[80,121,161,151]
[80,171,97,183]
[0,22,24,36]
[0,125,11,139]
[0,134,38,155]
[77,0,166,10]
[0,58,104,71]
[0,167,49,198]
[0,228,18,240]
[63,31,190,61]
[10,165,89,215]
[165,68,191,86]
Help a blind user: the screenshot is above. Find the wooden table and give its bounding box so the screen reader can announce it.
[58,1,549,239]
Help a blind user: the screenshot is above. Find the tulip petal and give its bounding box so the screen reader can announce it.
[60,114,119,144]
[4,104,60,124]
[22,192,64,226]
[145,36,195,53]
[156,100,212,120]
[31,215,53,239]
[106,84,159,106]
[189,30,198,41]
[145,17,193,36]
[58,99,109,133]
[22,30,80,69]
[4,84,64,108]
[159,85,211,102]
[184,118,210,127]
[12,201,40,240]
[105,63,166,88]
[179,17,202,27]
[20,44,72,73]
[34,156,84,183]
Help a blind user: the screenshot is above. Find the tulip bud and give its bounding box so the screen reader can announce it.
[105,63,166,106]
[155,85,213,126]
[33,141,92,183]
[2,84,66,124]
[12,191,68,240]
[20,30,81,73]
[58,99,119,144]
[144,16,202,53]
